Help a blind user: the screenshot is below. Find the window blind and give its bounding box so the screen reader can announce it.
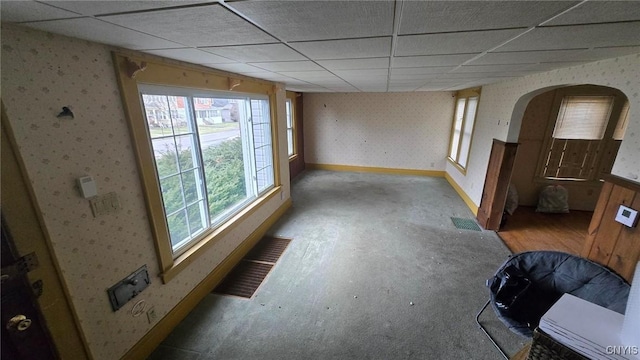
[553,96,614,140]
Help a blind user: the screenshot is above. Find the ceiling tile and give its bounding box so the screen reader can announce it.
[496,22,640,52]
[574,46,640,62]
[144,48,236,64]
[399,1,575,35]
[201,63,266,74]
[396,29,524,56]
[228,0,394,42]
[238,71,289,80]
[286,85,331,92]
[456,64,533,73]
[356,87,388,93]
[390,73,444,81]
[468,49,587,65]
[327,85,361,92]
[100,4,277,47]
[276,71,342,83]
[391,67,455,75]
[41,1,213,16]
[250,61,323,72]
[388,86,422,92]
[392,54,478,68]
[333,69,389,79]
[23,18,182,50]
[1,1,80,22]
[389,78,431,86]
[437,72,519,80]
[317,58,390,70]
[521,62,588,72]
[290,37,392,60]
[543,1,640,26]
[416,85,457,92]
[200,44,305,62]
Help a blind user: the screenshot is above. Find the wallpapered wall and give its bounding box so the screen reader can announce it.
[303,92,454,170]
[1,24,290,360]
[447,53,640,207]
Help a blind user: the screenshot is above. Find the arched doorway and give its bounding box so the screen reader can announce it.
[497,84,630,254]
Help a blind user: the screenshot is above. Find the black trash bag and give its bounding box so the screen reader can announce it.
[489,265,531,312]
[488,265,560,330]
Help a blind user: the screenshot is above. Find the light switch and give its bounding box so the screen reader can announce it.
[89,192,121,217]
[615,205,639,228]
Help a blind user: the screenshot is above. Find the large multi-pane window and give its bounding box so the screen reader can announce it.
[448,89,480,171]
[139,85,274,256]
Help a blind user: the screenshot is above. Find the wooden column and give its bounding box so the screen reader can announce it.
[477,139,519,230]
[582,175,640,282]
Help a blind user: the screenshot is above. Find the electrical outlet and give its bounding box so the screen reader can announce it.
[146,306,157,324]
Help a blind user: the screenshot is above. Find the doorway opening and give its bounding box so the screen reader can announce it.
[497,84,630,254]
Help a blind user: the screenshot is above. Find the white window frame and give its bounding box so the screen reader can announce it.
[286,98,294,157]
[448,88,480,173]
[113,53,283,283]
[139,84,274,257]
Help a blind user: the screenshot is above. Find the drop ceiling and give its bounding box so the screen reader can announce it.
[2,0,640,92]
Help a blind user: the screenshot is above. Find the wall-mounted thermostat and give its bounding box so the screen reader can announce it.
[77,176,97,198]
[615,205,639,228]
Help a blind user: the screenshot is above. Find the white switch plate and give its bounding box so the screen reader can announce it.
[615,205,638,228]
[89,192,121,217]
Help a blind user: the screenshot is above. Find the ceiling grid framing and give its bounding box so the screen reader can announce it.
[4,0,640,93]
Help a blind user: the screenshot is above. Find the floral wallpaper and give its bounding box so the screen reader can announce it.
[447,53,640,207]
[303,92,454,171]
[1,23,289,360]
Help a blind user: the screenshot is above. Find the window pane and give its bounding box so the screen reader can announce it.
[143,95,174,139]
[175,135,198,171]
[543,139,599,180]
[251,99,274,193]
[167,96,191,135]
[186,202,206,237]
[196,97,249,221]
[152,138,179,178]
[286,100,292,128]
[553,96,613,140]
[287,129,294,156]
[167,209,189,249]
[449,98,466,161]
[458,97,478,168]
[160,175,184,215]
[181,169,203,205]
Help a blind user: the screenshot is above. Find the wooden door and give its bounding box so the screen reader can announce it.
[1,218,57,359]
[477,139,519,230]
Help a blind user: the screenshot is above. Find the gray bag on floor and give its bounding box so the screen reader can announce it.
[536,185,569,213]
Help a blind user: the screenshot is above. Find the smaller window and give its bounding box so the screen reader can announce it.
[538,94,621,182]
[285,98,295,157]
[448,89,480,171]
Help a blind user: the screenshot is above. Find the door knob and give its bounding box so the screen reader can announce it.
[6,315,32,331]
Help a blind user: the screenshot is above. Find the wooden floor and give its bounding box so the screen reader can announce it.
[497,206,593,255]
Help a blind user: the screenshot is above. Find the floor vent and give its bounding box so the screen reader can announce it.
[451,217,482,232]
[213,236,291,299]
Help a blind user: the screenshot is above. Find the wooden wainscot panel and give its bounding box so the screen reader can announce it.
[582,175,640,282]
[477,139,519,230]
